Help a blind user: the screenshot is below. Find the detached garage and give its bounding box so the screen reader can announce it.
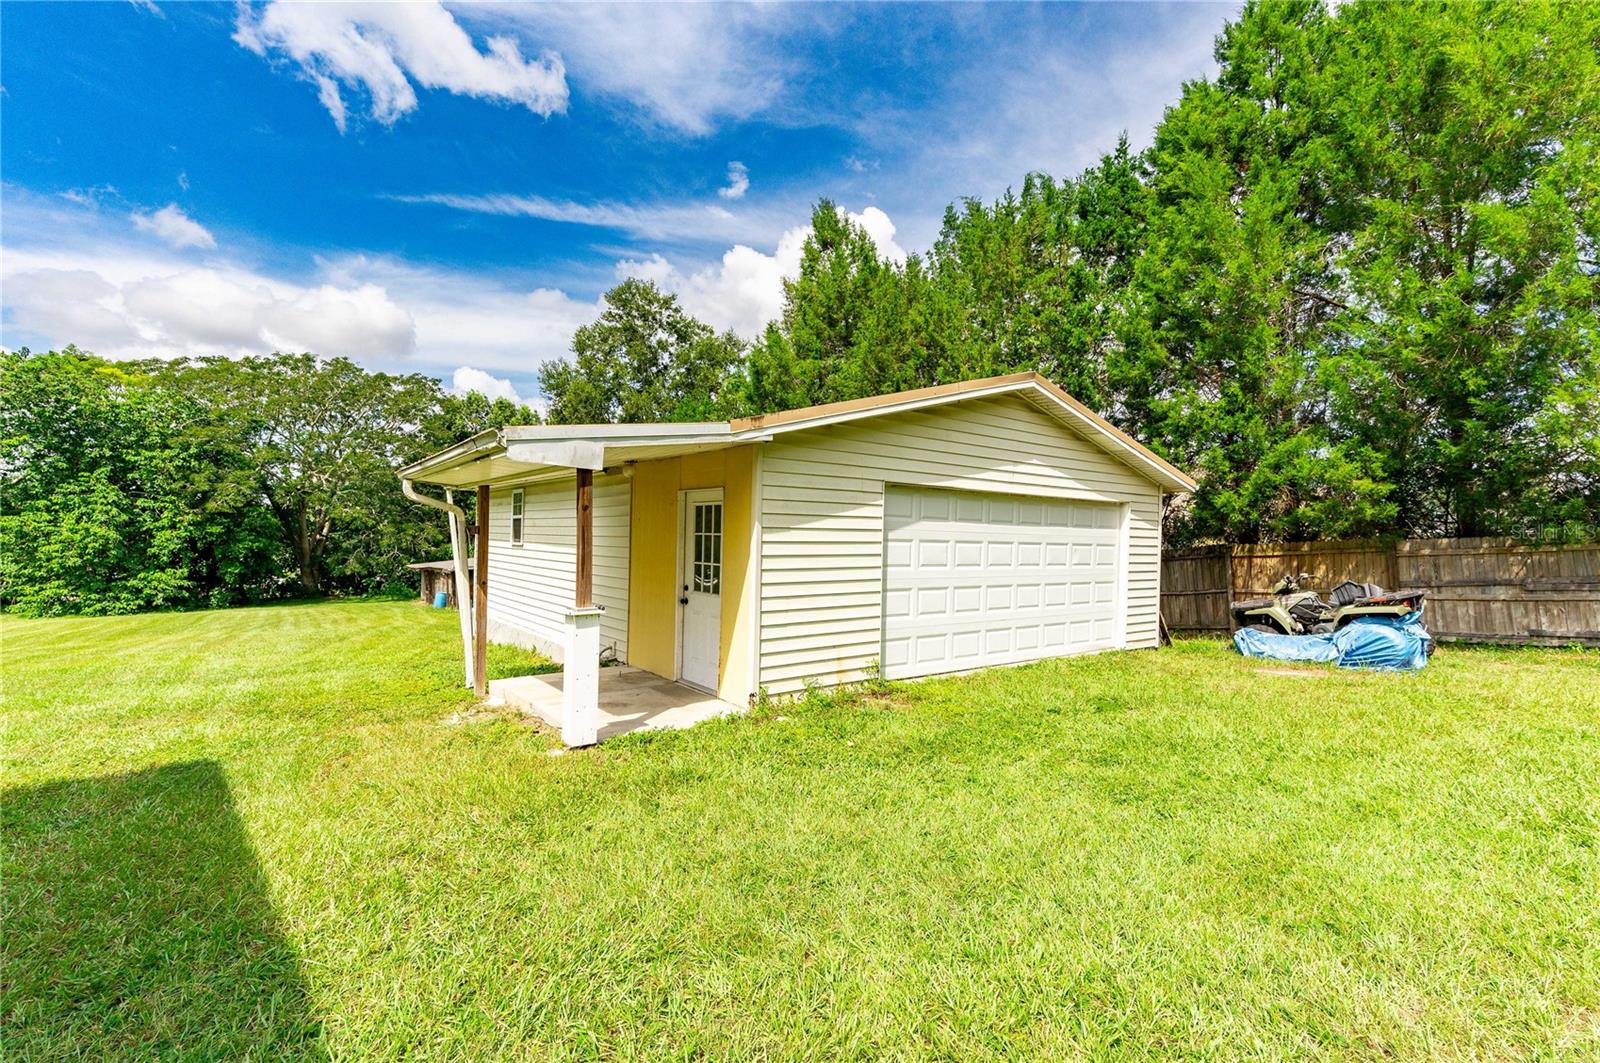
[400,372,1195,743]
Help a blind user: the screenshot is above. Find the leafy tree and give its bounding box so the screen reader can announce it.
[421,389,541,453]
[168,355,448,593]
[539,279,746,424]
[933,173,1100,401]
[751,1,1596,546]
[1129,0,1598,543]
[2,347,545,614]
[0,348,276,614]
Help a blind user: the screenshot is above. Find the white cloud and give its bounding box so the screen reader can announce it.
[847,206,906,265]
[5,256,416,360]
[313,74,348,133]
[234,1,567,131]
[130,203,217,250]
[718,161,750,200]
[0,194,596,378]
[450,366,523,405]
[615,205,906,338]
[2,269,144,347]
[615,230,802,339]
[391,190,791,246]
[2,189,904,400]
[470,3,807,134]
[317,255,598,373]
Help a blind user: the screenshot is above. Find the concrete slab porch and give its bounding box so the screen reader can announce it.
[489,666,743,743]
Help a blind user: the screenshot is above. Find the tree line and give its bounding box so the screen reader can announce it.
[541,0,1598,548]
[4,0,1595,616]
[0,349,535,615]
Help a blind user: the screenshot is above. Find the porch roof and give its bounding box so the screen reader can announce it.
[397,422,774,488]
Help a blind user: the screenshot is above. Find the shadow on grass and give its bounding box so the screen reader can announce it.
[2,761,324,1060]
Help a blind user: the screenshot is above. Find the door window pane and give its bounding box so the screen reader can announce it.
[691,502,722,594]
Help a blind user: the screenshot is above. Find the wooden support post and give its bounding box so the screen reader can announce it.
[474,484,489,697]
[575,468,593,608]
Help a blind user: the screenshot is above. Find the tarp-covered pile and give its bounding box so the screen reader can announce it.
[1233,611,1432,671]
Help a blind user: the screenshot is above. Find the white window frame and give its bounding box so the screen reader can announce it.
[510,488,524,546]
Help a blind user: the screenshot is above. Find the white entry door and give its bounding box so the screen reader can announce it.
[678,489,723,692]
[882,486,1123,680]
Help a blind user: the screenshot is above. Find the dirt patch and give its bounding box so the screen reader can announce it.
[439,705,525,726]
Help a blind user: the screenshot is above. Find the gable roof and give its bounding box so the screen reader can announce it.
[730,372,1194,491]
[399,372,1195,492]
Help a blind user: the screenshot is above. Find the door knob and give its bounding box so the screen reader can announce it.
[679,596,689,605]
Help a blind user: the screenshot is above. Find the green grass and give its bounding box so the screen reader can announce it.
[3,600,1598,1061]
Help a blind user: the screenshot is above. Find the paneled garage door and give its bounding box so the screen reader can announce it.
[882,486,1123,679]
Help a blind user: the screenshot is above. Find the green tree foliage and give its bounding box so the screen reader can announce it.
[0,348,276,614]
[166,355,447,592]
[1313,0,1600,537]
[1119,0,1600,543]
[1,348,537,615]
[1114,0,1397,544]
[749,0,1598,546]
[929,148,1149,406]
[539,279,747,424]
[742,202,956,412]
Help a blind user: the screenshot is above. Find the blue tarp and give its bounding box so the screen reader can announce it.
[1233,610,1432,671]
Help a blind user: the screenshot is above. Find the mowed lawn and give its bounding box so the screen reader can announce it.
[3,601,1597,1061]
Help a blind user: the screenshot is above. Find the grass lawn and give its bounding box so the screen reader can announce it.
[3,600,1598,1060]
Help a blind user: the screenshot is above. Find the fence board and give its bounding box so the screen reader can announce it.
[1159,546,1231,631]
[1395,538,1599,646]
[1161,537,1599,646]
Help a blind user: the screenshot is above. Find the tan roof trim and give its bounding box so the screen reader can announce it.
[1027,374,1195,490]
[729,372,1039,431]
[730,371,1195,491]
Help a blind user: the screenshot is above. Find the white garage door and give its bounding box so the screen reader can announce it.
[882,486,1123,679]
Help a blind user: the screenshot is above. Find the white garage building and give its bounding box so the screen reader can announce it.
[400,372,1195,744]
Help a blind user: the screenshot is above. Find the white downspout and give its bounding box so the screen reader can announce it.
[402,478,476,690]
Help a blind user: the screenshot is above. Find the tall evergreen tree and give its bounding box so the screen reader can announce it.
[1315,0,1600,536]
[744,201,958,413]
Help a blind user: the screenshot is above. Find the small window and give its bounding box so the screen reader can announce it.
[510,489,524,546]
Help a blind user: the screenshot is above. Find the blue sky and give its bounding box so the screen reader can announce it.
[1,1,1234,405]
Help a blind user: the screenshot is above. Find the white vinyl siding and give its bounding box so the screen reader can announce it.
[486,474,629,662]
[756,393,1163,693]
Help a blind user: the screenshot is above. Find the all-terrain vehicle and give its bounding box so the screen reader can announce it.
[1230,573,1428,636]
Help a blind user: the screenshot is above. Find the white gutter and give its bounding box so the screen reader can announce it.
[397,428,504,482]
[401,477,475,690]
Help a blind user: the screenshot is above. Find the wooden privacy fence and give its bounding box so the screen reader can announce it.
[1161,538,1600,646]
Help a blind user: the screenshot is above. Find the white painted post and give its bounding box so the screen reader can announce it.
[445,489,475,691]
[562,606,604,747]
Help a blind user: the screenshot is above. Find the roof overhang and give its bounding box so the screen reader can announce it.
[398,422,776,488]
[398,372,1195,493]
